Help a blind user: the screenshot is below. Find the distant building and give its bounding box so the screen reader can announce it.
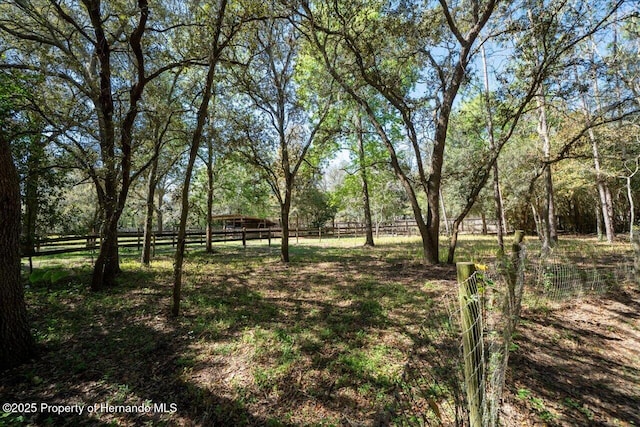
[211,215,277,230]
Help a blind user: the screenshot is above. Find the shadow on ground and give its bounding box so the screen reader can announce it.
[506,285,640,426]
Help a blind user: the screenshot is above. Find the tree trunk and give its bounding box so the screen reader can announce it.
[481,45,506,252]
[581,76,615,242]
[91,216,121,290]
[23,137,44,256]
[536,87,557,251]
[440,189,450,236]
[595,198,603,239]
[481,212,487,235]
[627,175,636,240]
[141,155,158,265]
[591,129,615,242]
[447,225,461,265]
[173,69,216,315]
[172,0,228,316]
[206,137,214,253]
[87,0,119,290]
[173,42,226,316]
[527,7,557,250]
[88,0,150,290]
[544,164,557,242]
[531,202,543,241]
[0,134,36,369]
[633,226,640,286]
[356,114,374,247]
[280,197,291,263]
[156,187,165,233]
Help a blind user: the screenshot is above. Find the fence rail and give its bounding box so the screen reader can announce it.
[21,225,378,258]
[21,219,504,258]
[22,218,504,259]
[22,228,274,258]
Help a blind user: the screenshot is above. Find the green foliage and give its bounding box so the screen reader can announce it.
[28,268,69,286]
[442,95,495,219]
[293,183,336,228]
[0,411,27,426]
[0,72,69,237]
[563,397,595,420]
[191,155,274,222]
[516,388,557,422]
[332,163,408,223]
[0,72,29,122]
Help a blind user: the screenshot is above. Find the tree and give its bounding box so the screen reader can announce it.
[140,71,185,265]
[172,0,259,316]
[0,1,189,289]
[292,179,336,229]
[230,16,335,262]
[587,6,640,240]
[336,103,399,245]
[619,155,639,240]
[191,154,274,223]
[332,155,409,234]
[440,0,632,262]
[481,45,507,251]
[0,73,36,369]
[204,118,217,253]
[0,133,35,369]
[9,111,68,257]
[297,0,498,264]
[578,59,616,242]
[197,91,228,254]
[525,4,559,251]
[355,112,375,246]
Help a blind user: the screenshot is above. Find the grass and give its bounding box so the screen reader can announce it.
[4,233,638,426]
[9,236,445,425]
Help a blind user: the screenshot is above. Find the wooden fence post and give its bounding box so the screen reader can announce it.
[242,227,246,247]
[457,262,484,427]
[268,228,271,247]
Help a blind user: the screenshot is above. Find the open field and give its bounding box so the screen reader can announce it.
[2,235,639,426]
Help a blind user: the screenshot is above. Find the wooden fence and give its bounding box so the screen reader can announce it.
[22,217,497,259]
[22,228,280,258]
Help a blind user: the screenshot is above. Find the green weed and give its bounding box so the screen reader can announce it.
[564,397,595,421]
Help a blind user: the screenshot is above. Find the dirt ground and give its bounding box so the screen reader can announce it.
[502,284,640,426]
[1,239,639,426]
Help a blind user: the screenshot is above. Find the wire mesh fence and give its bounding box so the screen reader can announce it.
[392,238,635,426]
[391,296,466,425]
[391,248,526,426]
[523,246,629,308]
